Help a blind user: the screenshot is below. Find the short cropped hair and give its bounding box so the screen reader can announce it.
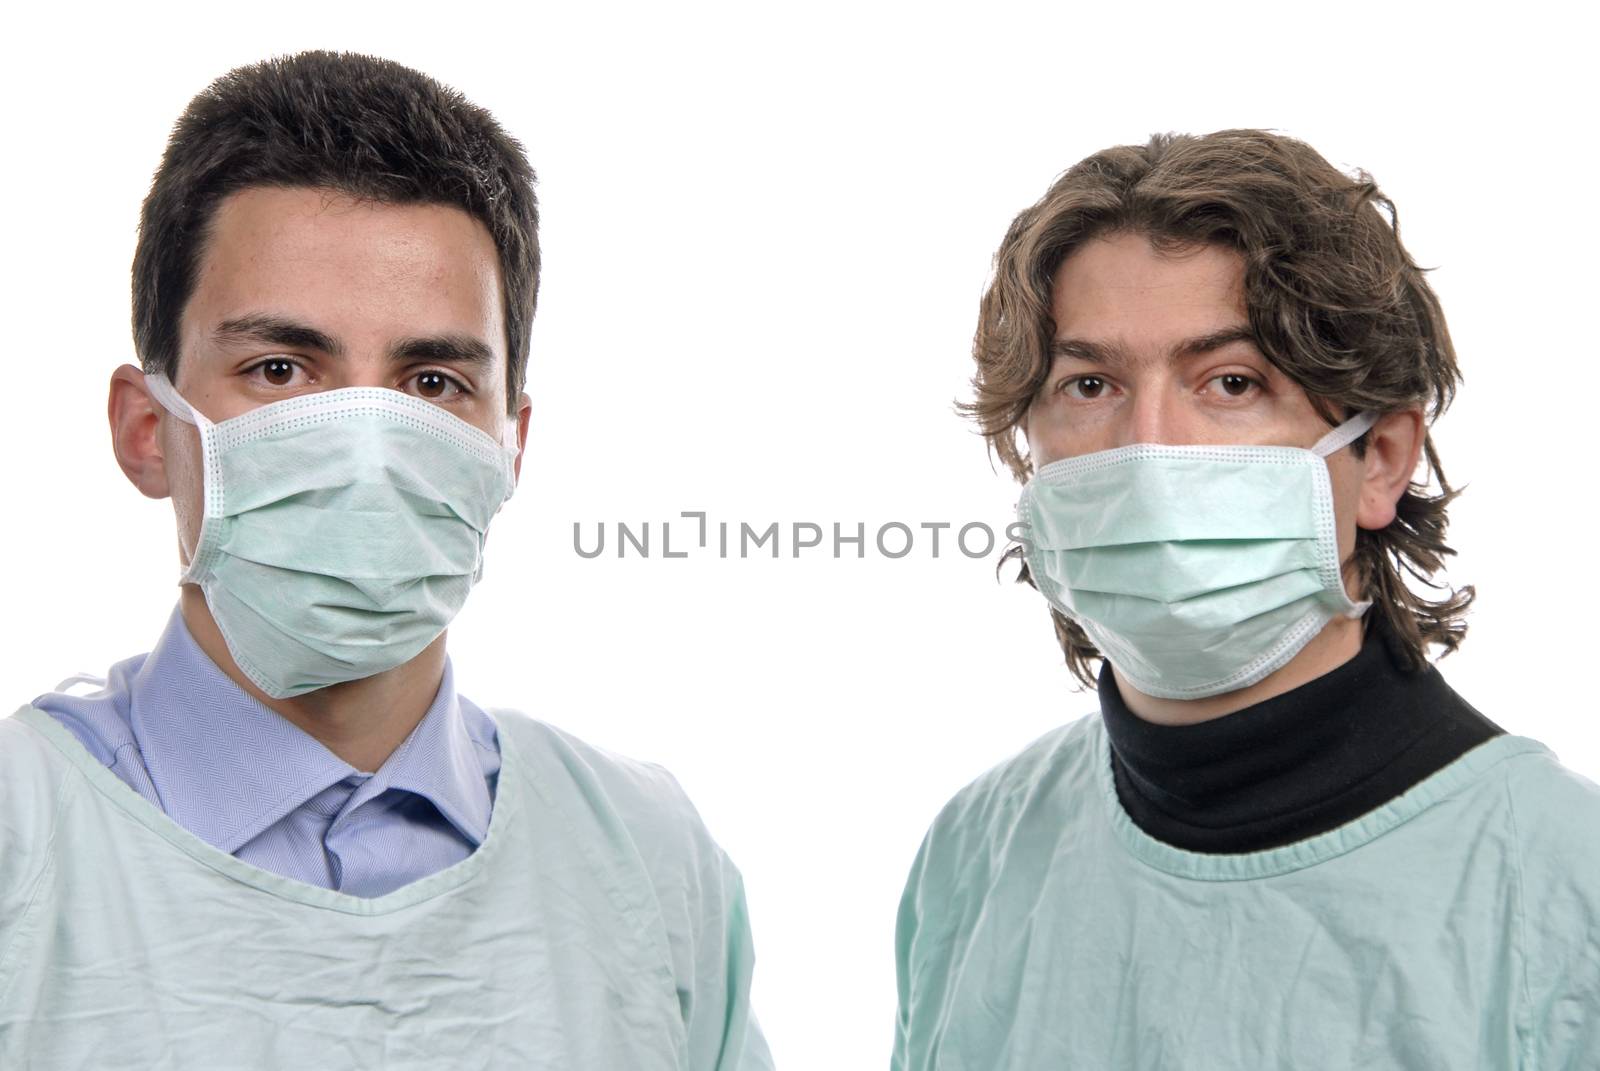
[132,50,539,412]
[966,129,1471,685]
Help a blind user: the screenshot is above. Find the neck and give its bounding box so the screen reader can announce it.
[1099,616,1504,853]
[1113,613,1364,726]
[179,584,446,771]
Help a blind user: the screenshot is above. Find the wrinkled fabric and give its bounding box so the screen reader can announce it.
[894,715,1600,1070]
[0,705,773,1070]
[32,605,500,897]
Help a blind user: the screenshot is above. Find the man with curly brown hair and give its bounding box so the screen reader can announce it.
[892,130,1600,1069]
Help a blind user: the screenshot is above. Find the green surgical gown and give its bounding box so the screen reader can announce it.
[0,705,772,1069]
[894,714,1600,1070]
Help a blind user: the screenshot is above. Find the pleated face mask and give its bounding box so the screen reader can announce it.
[145,373,520,699]
[1017,411,1378,700]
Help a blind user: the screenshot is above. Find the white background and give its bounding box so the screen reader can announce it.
[2,3,1594,1066]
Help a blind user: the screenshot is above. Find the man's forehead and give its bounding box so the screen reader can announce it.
[1051,235,1245,306]
[1048,234,1252,358]
[180,187,508,365]
[198,186,500,276]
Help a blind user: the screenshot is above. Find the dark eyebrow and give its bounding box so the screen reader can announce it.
[1048,337,1131,368]
[1048,325,1259,367]
[214,314,343,357]
[1172,325,1257,358]
[212,315,494,371]
[387,333,495,369]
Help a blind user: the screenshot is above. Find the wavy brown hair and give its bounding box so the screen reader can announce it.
[965,129,1472,687]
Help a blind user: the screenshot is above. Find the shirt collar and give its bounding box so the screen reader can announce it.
[129,604,494,853]
[1096,615,1499,847]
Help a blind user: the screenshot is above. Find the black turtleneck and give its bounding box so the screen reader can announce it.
[1100,621,1505,854]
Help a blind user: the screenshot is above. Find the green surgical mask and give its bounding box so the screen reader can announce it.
[1017,412,1378,700]
[146,373,519,699]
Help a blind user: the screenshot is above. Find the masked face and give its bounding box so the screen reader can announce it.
[142,187,530,698]
[1025,231,1368,528]
[1018,233,1390,703]
[160,186,525,565]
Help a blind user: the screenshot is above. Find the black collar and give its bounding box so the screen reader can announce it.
[1099,621,1503,853]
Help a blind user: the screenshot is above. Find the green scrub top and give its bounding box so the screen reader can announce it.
[894,714,1600,1070]
[0,705,772,1070]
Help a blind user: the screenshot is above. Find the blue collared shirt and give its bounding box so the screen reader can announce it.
[32,605,501,898]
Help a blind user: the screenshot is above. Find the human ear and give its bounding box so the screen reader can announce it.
[108,364,172,500]
[1355,408,1426,531]
[510,391,532,483]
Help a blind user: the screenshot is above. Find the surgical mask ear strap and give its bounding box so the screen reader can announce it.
[143,372,210,430]
[144,371,222,588]
[1311,410,1379,458]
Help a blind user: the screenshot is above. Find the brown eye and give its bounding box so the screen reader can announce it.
[262,358,295,386]
[1218,374,1253,397]
[1070,376,1106,400]
[415,371,460,399]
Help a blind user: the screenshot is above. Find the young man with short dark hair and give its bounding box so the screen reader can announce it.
[0,51,770,1069]
[893,130,1599,1069]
